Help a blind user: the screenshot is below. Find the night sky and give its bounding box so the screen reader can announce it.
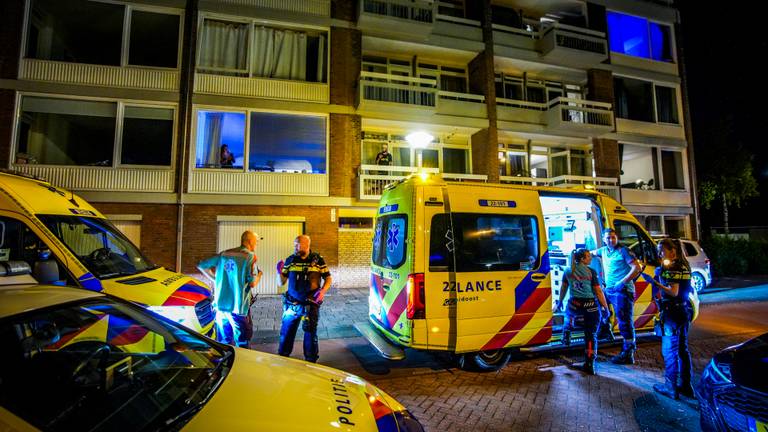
[677,1,768,230]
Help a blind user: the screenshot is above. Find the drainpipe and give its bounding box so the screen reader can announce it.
[176,0,198,271]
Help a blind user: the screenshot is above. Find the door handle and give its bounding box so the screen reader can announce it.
[531,273,547,282]
[383,284,391,292]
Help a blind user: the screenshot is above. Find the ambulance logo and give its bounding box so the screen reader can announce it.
[387,224,400,252]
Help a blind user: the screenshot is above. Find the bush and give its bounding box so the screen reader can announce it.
[701,236,768,276]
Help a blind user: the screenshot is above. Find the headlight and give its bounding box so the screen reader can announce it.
[393,411,425,432]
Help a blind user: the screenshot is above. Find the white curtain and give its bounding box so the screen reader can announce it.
[199,20,249,73]
[196,113,222,168]
[251,26,307,81]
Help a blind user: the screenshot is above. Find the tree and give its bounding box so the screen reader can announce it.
[697,116,759,233]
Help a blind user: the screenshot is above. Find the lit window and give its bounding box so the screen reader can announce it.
[249,113,327,174]
[194,111,246,169]
[607,11,674,63]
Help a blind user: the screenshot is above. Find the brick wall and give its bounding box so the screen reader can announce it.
[471,127,499,183]
[592,138,620,178]
[587,69,614,104]
[335,229,372,288]
[329,113,361,198]
[331,0,356,21]
[329,27,361,107]
[0,90,15,168]
[92,203,180,271]
[181,204,338,273]
[0,0,23,80]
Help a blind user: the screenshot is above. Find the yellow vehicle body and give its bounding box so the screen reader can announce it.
[0,285,414,432]
[0,172,215,337]
[369,175,685,363]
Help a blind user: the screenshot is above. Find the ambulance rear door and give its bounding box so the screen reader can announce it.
[424,184,551,353]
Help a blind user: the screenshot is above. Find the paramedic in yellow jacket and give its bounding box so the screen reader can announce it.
[276,235,332,363]
[198,231,263,347]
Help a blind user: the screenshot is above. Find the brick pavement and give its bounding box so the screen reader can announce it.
[249,287,768,432]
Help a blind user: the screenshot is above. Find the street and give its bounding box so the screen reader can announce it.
[252,286,768,432]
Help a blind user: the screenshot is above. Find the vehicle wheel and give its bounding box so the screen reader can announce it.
[691,272,705,293]
[459,349,512,372]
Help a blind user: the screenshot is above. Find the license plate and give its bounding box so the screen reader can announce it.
[749,417,768,432]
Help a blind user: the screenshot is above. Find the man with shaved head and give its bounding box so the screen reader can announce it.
[276,234,332,362]
[198,230,263,347]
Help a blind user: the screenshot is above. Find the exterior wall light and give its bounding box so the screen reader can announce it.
[405,131,433,148]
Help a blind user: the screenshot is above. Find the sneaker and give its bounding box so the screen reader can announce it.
[653,383,679,400]
[610,350,635,365]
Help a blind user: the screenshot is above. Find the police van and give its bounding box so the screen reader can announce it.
[0,171,216,337]
[357,174,697,371]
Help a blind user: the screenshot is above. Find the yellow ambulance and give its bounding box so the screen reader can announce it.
[0,171,215,337]
[359,174,697,371]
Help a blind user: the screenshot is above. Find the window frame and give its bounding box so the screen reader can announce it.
[606,10,677,63]
[196,12,330,82]
[659,148,687,191]
[21,0,184,70]
[614,75,682,125]
[12,92,178,170]
[191,105,329,174]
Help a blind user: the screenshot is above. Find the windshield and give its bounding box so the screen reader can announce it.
[0,297,233,432]
[38,215,156,278]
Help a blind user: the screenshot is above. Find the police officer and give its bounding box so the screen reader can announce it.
[277,235,332,363]
[652,238,694,399]
[555,248,609,375]
[197,230,262,347]
[592,228,641,364]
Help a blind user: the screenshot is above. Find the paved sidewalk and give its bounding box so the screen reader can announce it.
[249,287,369,344]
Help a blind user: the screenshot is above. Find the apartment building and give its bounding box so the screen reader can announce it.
[0,0,697,290]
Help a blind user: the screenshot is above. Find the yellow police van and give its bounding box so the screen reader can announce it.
[357,174,697,371]
[0,171,215,337]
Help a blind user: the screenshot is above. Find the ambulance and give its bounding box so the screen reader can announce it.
[358,174,698,371]
[0,170,216,337]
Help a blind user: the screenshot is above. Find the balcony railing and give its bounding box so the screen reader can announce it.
[538,22,608,67]
[194,73,329,103]
[361,0,435,23]
[209,0,330,16]
[358,0,436,39]
[500,174,619,200]
[19,58,179,91]
[546,97,614,133]
[358,165,487,200]
[12,165,175,192]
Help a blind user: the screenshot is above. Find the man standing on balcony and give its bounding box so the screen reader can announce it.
[375,143,393,173]
[592,228,641,365]
[198,230,263,348]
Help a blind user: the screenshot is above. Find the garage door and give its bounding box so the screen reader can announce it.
[106,215,142,247]
[217,218,303,295]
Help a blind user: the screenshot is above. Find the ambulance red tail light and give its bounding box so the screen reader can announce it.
[406,273,425,319]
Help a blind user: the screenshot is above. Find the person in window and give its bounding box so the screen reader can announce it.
[651,238,694,399]
[592,228,641,365]
[220,144,235,167]
[375,143,393,173]
[197,231,263,347]
[555,248,609,375]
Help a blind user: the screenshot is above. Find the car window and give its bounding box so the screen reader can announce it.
[683,241,698,257]
[0,298,231,432]
[372,214,407,269]
[614,219,657,264]
[0,216,76,286]
[448,213,539,272]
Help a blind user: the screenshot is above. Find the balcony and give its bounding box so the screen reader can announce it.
[19,58,179,91]
[537,23,608,68]
[12,165,175,193]
[500,175,620,201]
[200,0,330,17]
[194,73,329,104]
[358,0,436,40]
[496,98,547,125]
[358,72,487,120]
[358,165,487,200]
[545,97,614,135]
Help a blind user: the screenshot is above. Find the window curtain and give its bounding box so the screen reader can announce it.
[196,113,222,168]
[198,20,249,73]
[251,26,307,81]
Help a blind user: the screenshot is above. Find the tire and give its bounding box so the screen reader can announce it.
[459,349,512,372]
[691,272,706,293]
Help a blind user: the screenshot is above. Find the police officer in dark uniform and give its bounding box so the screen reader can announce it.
[276,235,332,363]
[651,238,694,399]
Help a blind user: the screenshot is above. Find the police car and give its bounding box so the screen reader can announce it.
[0,264,424,432]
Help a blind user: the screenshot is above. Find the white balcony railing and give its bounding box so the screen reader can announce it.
[12,165,175,192]
[361,0,435,23]
[539,22,607,55]
[358,165,487,200]
[210,0,330,16]
[189,170,328,196]
[500,174,619,200]
[19,58,179,91]
[194,73,329,103]
[546,97,614,130]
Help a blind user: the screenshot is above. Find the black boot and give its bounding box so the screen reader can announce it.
[562,329,572,346]
[583,356,596,375]
[610,349,635,365]
[653,382,679,400]
[677,384,695,399]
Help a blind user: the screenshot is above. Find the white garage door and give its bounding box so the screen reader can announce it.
[217,218,303,295]
[106,215,142,247]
